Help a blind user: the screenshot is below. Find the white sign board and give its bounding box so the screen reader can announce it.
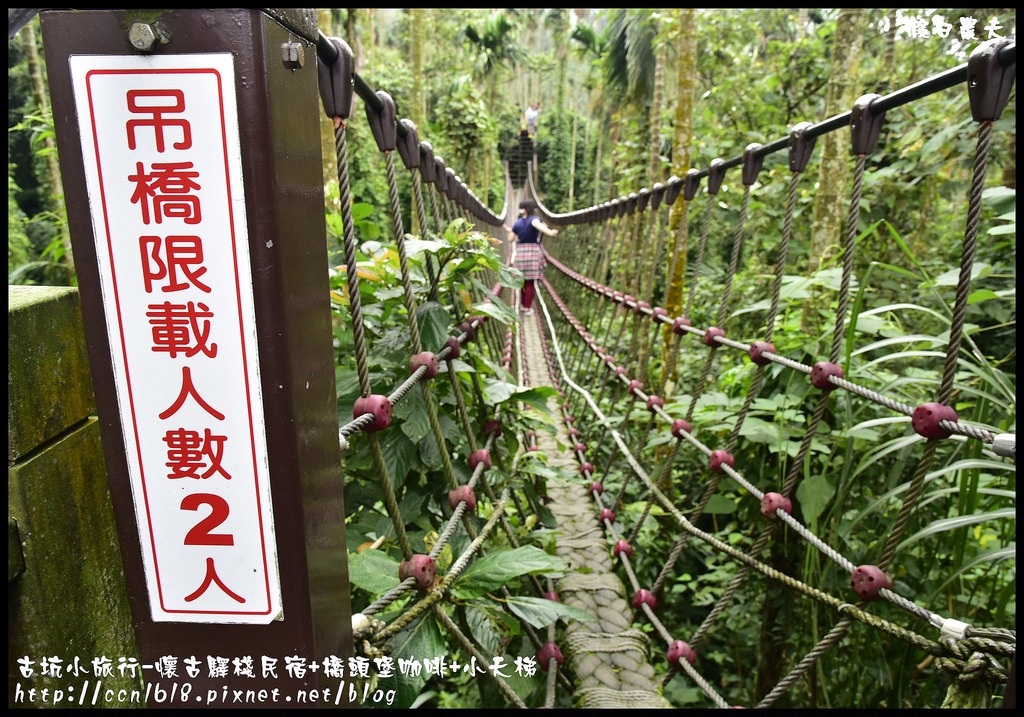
[70,54,282,623]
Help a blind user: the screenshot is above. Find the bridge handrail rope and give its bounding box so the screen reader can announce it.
[539,274,970,628]
[527,41,1016,227]
[532,285,1010,707]
[316,36,575,705]
[525,39,1015,455]
[544,253,1008,449]
[535,270,1013,698]
[521,36,1014,708]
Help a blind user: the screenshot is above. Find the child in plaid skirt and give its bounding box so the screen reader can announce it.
[505,198,558,315]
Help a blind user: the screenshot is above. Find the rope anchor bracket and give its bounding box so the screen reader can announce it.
[788,121,817,173]
[315,36,354,120]
[967,38,1016,122]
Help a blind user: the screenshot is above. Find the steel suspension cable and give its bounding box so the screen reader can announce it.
[535,284,985,689]
[334,120,414,560]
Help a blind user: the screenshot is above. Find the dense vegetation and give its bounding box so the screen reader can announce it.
[9,7,1015,709]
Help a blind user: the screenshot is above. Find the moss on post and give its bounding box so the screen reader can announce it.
[8,286,138,709]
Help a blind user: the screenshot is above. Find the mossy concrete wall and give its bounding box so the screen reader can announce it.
[8,285,139,708]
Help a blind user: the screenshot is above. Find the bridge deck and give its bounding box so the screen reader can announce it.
[521,307,672,708]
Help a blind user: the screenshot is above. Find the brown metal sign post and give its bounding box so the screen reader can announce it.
[41,8,353,707]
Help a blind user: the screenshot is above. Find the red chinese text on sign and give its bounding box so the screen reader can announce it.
[70,54,281,624]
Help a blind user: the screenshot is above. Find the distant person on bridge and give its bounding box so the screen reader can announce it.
[525,103,539,138]
[504,198,557,316]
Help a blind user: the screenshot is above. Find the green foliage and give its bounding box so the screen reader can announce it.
[333,210,567,708]
[462,11,527,80]
[432,75,495,188]
[8,167,33,274]
[451,546,566,598]
[602,9,658,106]
[560,204,1014,707]
[8,49,72,285]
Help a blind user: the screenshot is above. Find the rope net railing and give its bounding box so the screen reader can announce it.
[317,35,588,709]
[316,27,1014,709]
[520,38,1015,709]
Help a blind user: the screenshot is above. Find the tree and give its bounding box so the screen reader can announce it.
[570,21,611,207]
[463,11,526,206]
[318,8,340,209]
[545,9,570,119]
[803,8,866,332]
[8,16,72,285]
[409,8,426,129]
[660,8,698,389]
[602,9,658,195]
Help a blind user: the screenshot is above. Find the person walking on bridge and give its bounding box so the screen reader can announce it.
[525,103,539,138]
[504,198,557,316]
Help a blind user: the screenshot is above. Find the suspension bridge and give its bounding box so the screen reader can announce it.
[18,9,1015,710]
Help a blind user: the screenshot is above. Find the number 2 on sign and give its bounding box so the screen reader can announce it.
[181,493,234,545]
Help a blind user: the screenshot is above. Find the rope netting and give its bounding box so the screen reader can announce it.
[316,31,1015,709]
[523,38,1015,709]
[319,35,585,709]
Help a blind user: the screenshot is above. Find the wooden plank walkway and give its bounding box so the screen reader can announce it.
[520,307,671,708]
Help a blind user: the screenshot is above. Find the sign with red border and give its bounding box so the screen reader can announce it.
[69,53,282,623]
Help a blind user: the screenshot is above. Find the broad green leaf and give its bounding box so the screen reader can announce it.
[981,186,1015,214]
[968,289,1000,304]
[415,301,452,353]
[351,202,374,222]
[897,509,1016,551]
[797,471,834,525]
[382,430,417,489]
[373,286,405,301]
[418,433,442,470]
[932,262,991,286]
[514,386,558,414]
[738,416,780,444]
[390,614,446,709]
[443,217,471,243]
[520,481,557,527]
[442,358,476,374]
[851,314,886,334]
[477,281,519,319]
[399,489,429,527]
[466,604,501,655]
[357,221,380,241]
[453,547,567,598]
[703,493,738,514]
[403,236,449,256]
[503,595,596,629]
[452,255,480,274]
[987,224,1016,235]
[920,124,958,157]
[325,212,346,239]
[396,389,431,443]
[347,549,400,595]
[498,263,525,289]
[483,377,517,404]
[335,367,361,399]
[473,299,518,325]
